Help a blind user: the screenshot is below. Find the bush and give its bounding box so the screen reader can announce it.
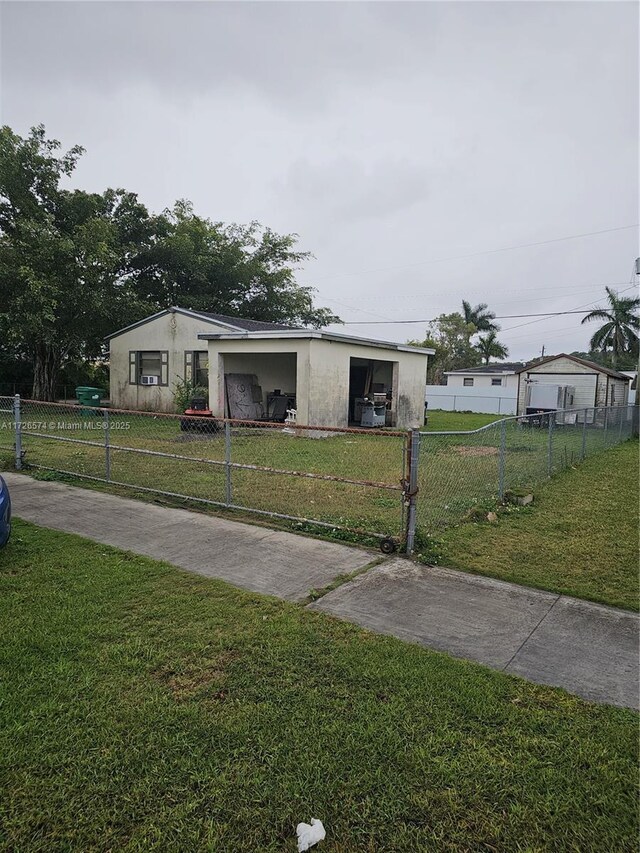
[172,376,208,413]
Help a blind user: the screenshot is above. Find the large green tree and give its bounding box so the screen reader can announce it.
[0,125,338,400]
[409,312,481,383]
[461,300,498,334]
[581,287,640,369]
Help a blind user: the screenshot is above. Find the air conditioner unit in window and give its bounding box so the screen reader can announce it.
[141,375,159,386]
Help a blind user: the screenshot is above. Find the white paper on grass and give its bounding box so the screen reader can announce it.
[296,818,326,852]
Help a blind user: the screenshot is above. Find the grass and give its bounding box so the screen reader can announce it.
[432,440,640,611]
[0,520,637,852]
[424,409,502,431]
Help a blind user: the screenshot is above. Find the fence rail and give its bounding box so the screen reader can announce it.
[0,397,636,552]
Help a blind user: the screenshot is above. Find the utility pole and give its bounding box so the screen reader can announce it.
[541,344,545,359]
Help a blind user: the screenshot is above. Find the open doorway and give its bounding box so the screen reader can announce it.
[348,357,398,427]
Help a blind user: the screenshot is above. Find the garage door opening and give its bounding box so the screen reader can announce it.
[348,357,398,427]
[221,352,297,421]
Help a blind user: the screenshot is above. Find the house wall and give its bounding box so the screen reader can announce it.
[516,357,629,414]
[445,373,519,392]
[205,337,428,428]
[109,312,230,412]
[307,339,428,429]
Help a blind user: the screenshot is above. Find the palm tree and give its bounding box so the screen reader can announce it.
[581,287,640,369]
[461,300,498,333]
[475,330,509,365]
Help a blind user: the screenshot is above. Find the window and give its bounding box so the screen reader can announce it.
[610,385,616,404]
[463,378,474,387]
[129,351,169,385]
[184,351,209,387]
[491,377,503,386]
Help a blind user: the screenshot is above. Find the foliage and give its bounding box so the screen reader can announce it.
[475,329,509,364]
[1,519,637,852]
[461,300,498,333]
[409,312,481,382]
[0,125,339,401]
[171,375,208,413]
[581,287,640,369]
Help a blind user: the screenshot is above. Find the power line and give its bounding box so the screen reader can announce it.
[314,224,639,282]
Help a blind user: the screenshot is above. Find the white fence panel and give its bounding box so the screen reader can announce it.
[425,385,517,415]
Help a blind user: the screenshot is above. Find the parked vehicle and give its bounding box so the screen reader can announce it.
[0,475,11,548]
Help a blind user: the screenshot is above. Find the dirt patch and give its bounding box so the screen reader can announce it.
[452,445,498,458]
[152,650,239,702]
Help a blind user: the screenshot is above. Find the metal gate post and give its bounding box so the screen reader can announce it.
[104,409,111,482]
[581,408,587,459]
[498,419,506,499]
[224,420,232,505]
[547,415,554,477]
[405,428,420,554]
[13,394,22,470]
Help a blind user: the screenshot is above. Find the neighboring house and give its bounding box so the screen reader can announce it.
[515,353,630,415]
[443,363,525,392]
[425,363,524,415]
[108,307,433,429]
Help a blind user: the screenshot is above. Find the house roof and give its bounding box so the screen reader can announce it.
[106,306,299,339]
[515,353,629,380]
[198,328,434,356]
[445,362,525,376]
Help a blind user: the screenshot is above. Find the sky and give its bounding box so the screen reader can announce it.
[1,0,638,361]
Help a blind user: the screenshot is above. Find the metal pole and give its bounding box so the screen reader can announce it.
[547,414,554,477]
[498,419,506,499]
[618,406,623,443]
[224,420,232,506]
[603,406,608,446]
[405,428,420,554]
[104,409,111,481]
[13,394,22,470]
[581,408,587,460]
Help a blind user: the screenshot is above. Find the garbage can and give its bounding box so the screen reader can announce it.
[75,386,105,414]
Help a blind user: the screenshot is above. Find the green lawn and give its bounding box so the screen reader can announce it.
[431,440,640,610]
[424,409,502,431]
[0,520,637,852]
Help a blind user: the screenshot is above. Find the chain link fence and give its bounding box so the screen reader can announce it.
[0,397,407,544]
[0,397,635,551]
[417,404,636,531]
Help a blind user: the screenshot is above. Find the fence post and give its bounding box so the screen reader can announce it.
[405,428,420,554]
[547,415,554,477]
[498,418,506,499]
[224,420,232,506]
[618,406,623,442]
[581,408,588,460]
[104,408,111,482]
[603,406,608,446]
[13,394,22,470]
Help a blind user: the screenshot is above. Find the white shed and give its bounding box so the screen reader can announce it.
[515,353,630,415]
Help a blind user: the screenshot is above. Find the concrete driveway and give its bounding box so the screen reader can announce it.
[310,559,640,710]
[2,473,374,602]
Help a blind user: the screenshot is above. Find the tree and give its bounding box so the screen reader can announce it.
[409,312,481,383]
[133,201,339,328]
[581,287,640,369]
[0,125,339,400]
[461,300,498,334]
[475,330,509,365]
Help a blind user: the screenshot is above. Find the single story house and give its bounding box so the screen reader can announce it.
[515,353,630,415]
[107,307,433,429]
[443,363,525,392]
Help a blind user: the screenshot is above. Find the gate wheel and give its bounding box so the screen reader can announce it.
[380,537,397,554]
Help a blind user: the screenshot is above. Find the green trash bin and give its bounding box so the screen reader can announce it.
[75,386,105,414]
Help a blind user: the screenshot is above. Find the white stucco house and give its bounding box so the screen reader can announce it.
[107,307,433,429]
[443,363,525,392]
[515,353,630,415]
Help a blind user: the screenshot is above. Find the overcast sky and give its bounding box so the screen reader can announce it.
[1,1,638,359]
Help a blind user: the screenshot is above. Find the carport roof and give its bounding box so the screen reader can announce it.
[198,328,434,356]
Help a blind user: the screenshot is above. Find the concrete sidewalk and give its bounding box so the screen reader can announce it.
[310,559,640,709]
[3,473,373,602]
[5,473,638,708]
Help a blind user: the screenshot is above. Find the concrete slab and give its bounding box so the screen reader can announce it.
[2,473,374,602]
[310,559,640,709]
[505,596,640,709]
